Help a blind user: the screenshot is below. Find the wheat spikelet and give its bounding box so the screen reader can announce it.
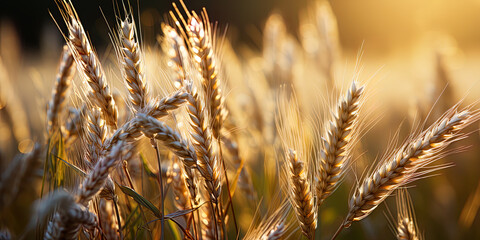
[85,107,106,165]
[142,89,188,119]
[185,81,221,202]
[342,108,475,229]
[103,117,142,154]
[77,141,132,206]
[186,11,225,139]
[163,24,190,89]
[119,16,149,112]
[47,45,75,134]
[316,81,364,205]
[61,2,118,129]
[286,149,317,239]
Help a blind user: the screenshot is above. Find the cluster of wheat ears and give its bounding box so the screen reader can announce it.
[0,0,479,239]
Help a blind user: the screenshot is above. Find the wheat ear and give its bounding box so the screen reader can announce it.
[337,108,475,234]
[142,89,189,119]
[395,189,421,240]
[77,140,132,206]
[136,113,199,202]
[61,2,118,129]
[47,45,75,134]
[185,81,221,202]
[187,12,225,139]
[316,81,364,205]
[119,16,149,112]
[286,149,317,240]
[44,197,98,240]
[163,24,190,89]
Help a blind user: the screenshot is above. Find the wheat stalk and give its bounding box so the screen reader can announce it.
[316,81,364,205]
[119,16,149,112]
[61,2,118,129]
[47,45,75,134]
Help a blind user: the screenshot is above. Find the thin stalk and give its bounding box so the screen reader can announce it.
[153,140,165,240]
[113,196,124,240]
[195,208,203,240]
[218,141,238,236]
[331,222,345,240]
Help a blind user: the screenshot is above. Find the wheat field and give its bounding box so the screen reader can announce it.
[1,0,480,239]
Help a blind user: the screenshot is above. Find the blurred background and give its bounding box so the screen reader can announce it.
[2,0,480,239]
[3,0,480,52]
